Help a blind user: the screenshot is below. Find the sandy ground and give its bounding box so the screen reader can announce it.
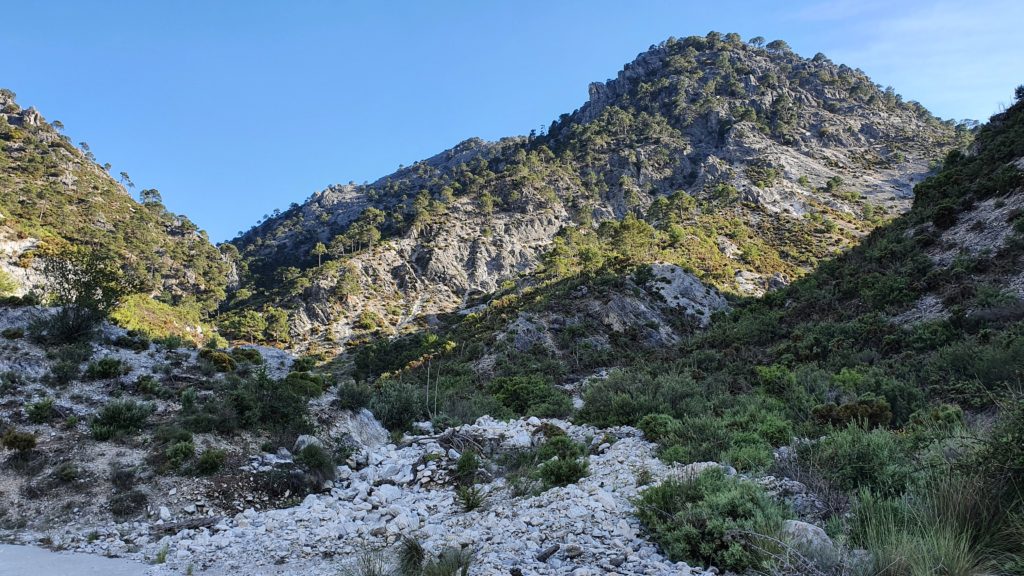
[0,544,150,575]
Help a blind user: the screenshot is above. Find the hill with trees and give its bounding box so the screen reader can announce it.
[0,89,234,340]
[226,32,966,348]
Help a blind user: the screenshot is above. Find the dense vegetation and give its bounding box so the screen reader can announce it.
[0,89,232,340]
[340,88,1024,572]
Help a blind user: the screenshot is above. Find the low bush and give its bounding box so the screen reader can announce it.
[369,380,422,431]
[109,489,148,518]
[295,444,336,487]
[48,342,93,363]
[291,355,318,372]
[153,425,193,445]
[112,331,150,351]
[537,456,589,488]
[282,371,327,397]
[110,464,137,491]
[454,451,480,485]
[635,468,789,572]
[336,381,373,411]
[852,467,1024,576]
[1,327,24,339]
[535,435,585,461]
[195,448,226,475]
[812,396,893,429]
[198,348,236,372]
[455,484,486,512]
[84,357,130,380]
[637,413,683,442]
[44,360,80,387]
[229,347,263,365]
[488,375,572,418]
[90,399,153,440]
[1,429,37,453]
[54,462,79,483]
[26,397,56,424]
[798,424,912,496]
[154,334,191,349]
[163,441,196,471]
[230,368,311,435]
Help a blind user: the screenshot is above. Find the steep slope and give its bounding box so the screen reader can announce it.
[228,33,965,345]
[355,86,1024,575]
[0,89,232,331]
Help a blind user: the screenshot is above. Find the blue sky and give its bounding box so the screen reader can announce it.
[3,1,1021,242]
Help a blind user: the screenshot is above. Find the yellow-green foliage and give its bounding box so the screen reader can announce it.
[111,294,205,345]
[0,269,17,296]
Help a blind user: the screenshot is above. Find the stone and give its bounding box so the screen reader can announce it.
[780,520,839,564]
[293,435,323,453]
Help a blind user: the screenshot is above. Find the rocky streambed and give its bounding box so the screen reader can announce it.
[10,416,722,575]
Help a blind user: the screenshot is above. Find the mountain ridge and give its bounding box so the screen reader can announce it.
[224,32,964,348]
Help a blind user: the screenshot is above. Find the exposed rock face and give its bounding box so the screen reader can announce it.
[229,34,959,345]
[647,262,729,327]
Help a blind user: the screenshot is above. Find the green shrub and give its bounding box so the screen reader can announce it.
[48,341,93,363]
[798,424,912,496]
[282,371,327,397]
[488,375,572,418]
[637,413,683,442]
[110,465,137,491]
[54,462,79,482]
[230,368,310,435]
[369,380,422,431]
[109,489,147,518]
[454,451,480,485]
[455,484,486,512]
[26,397,56,424]
[112,331,150,351]
[195,448,226,475]
[154,334,190,349]
[295,443,336,487]
[1,327,24,339]
[291,355,318,372]
[84,357,130,380]
[31,247,142,345]
[852,469,1024,576]
[164,441,196,470]
[537,456,588,488]
[635,468,789,572]
[154,425,193,445]
[355,310,385,331]
[0,269,17,296]
[1,429,37,453]
[812,396,893,429]
[198,348,236,372]
[90,399,153,440]
[45,360,80,386]
[337,381,373,411]
[229,347,263,365]
[536,435,585,461]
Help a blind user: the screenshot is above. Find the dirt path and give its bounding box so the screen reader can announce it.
[0,544,149,575]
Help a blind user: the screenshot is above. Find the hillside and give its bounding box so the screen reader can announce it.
[0,29,1020,576]
[226,33,965,346]
[0,89,232,336]
[0,85,1018,576]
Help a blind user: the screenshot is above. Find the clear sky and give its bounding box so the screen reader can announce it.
[3,0,1021,242]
